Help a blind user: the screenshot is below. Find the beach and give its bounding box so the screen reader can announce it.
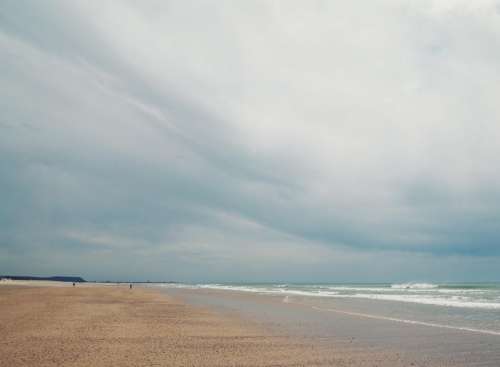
[163,285,500,366]
[1,282,499,366]
[0,282,349,367]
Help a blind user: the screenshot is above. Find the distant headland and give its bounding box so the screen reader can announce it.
[0,275,86,283]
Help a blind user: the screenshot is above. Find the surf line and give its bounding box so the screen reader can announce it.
[282,296,500,336]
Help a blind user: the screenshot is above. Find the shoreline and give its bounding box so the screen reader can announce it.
[2,282,499,366]
[0,283,343,366]
[163,286,500,366]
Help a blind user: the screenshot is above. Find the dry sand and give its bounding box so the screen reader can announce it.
[0,283,426,366]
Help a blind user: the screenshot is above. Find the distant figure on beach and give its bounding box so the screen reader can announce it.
[72,282,75,287]
[130,284,132,289]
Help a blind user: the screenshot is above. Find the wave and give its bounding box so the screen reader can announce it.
[337,294,500,310]
[153,283,500,310]
[196,284,340,297]
[391,283,438,289]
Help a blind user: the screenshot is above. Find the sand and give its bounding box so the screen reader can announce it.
[166,287,500,367]
[0,282,466,366]
[0,283,340,366]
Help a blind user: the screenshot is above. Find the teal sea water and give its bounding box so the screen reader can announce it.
[156,282,500,335]
[164,282,500,309]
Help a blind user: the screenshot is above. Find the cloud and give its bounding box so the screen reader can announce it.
[1,1,500,281]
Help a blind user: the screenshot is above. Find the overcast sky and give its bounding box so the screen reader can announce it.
[1,1,500,282]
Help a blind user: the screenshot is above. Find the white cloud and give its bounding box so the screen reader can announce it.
[1,1,500,281]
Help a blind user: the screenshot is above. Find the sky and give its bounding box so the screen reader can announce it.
[1,0,500,283]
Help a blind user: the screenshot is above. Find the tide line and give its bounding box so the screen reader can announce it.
[282,296,500,336]
[311,305,500,336]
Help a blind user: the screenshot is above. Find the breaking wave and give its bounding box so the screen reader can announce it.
[391,283,438,289]
[154,282,500,310]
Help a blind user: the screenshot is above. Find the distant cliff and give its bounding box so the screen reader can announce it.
[0,275,86,283]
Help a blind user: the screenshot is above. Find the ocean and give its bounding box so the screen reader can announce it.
[156,282,500,336]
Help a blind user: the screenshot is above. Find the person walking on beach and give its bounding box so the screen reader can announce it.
[129,284,132,289]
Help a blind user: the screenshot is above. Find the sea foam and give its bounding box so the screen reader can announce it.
[154,282,500,310]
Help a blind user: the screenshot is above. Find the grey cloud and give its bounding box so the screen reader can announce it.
[1,0,500,281]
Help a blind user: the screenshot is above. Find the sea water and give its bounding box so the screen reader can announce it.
[156,282,500,335]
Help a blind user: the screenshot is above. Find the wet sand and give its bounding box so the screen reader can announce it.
[2,283,497,366]
[164,287,500,367]
[0,283,396,367]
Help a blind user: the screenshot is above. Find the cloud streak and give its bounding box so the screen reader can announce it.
[1,0,500,281]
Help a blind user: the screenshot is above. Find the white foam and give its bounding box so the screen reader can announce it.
[391,283,438,289]
[195,284,339,297]
[337,293,500,310]
[310,305,500,336]
[154,283,500,310]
